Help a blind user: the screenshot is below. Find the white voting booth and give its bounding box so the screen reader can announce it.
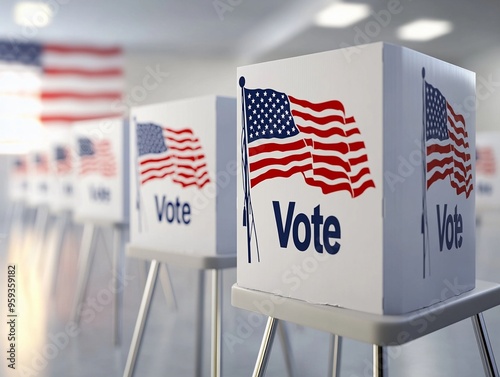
[48,127,74,214]
[26,132,55,262]
[8,155,29,204]
[232,43,498,377]
[5,154,30,254]
[44,126,75,294]
[236,42,475,315]
[476,131,500,212]
[124,96,238,377]
[70,117,129,345]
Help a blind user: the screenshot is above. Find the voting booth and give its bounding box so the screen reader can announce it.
[236,42,476,315]
[8,155,29,203]
[129,96,236,256]
[70,117,129,345]
[476,131,500,212]
[123,96,237,377]
[27,133,53,208]
[71,117,129,224]
[47,127,74,213]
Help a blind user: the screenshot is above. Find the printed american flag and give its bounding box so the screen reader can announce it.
[425,81,473,198]
[78,137,116,177]
[136,123,210,188]
[13,156,27,175]
[242,87,375,197]
[0,41,123,128]
[35,153,50,174]
[55,145,72,175]
[476,146,495,176]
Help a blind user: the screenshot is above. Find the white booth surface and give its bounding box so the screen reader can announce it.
[237,42,476,315]
[71,118,129,225]
[476,131,500,212]
[129,95,236,256]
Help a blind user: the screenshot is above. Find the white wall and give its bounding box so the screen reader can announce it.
[124,52,240,109]
[460,47,500,131]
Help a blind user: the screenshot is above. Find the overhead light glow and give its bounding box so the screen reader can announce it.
[14,1,53,28]
[397,19,453,41]
[315,2,371,28]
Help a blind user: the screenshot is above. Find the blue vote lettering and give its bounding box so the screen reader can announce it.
[272,201,341,254]
[90,186,111,202]
[155,195,191,224]
[436,204,463,251]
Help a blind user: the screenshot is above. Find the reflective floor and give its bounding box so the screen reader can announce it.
[1,204,500,377]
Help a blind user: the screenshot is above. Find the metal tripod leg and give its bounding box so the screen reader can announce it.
[33,205,50,268]
[71,223,97,324]
[50,211,70,295]
[112,225,126,347]
[159,263,177,310]
[472,313,499,377]
[194,270,205,377]
[277,322,295,377]
[123,260,160,377]
[328,334,342,377]
[211,269,222,377]
[373,345,388,377]
[252,317,279,377]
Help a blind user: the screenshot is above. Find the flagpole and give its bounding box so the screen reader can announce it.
[134,117,143,233]
[240,77,253,263]
[421,67,429,279]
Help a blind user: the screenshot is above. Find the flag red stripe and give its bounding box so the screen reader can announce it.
[427,144,451,156]
[450,180,474,198]
[172,177,210,189]
[352,180,376,197]
[291,109,353,126]
[251,164,312,187]
[140,155,172,166]
[453,148,471,163]
[250,152,311,173]
[289,96,355,123]
[427,156,454,172]
[427,167,454,188]
[348,154,369,167]
[164,127,195,135]
[308,140,348,153]
[448,127,469,148]
[453,158,472,174]
[452,171,473,187]
[349,141,366,152]
[296,124,360,139]
[41,91,122,100]
[141,171,173,185]
[177,162,207,172]
[44,44,122,56]
[44,67,123,77]
[313,167,350,182]
[350,167,373,185]
[168,145,202,152]
[167,135,200,144]
[303,177,353,195]
[140,162,175,176]
[41,113,122,123]
[249,140,306,157]
[312,155,350,172]
[447,103,466,128]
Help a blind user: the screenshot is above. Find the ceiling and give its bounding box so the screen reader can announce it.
[0,0,499,66]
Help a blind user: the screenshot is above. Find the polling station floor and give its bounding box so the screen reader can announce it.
[0,207,499,377]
